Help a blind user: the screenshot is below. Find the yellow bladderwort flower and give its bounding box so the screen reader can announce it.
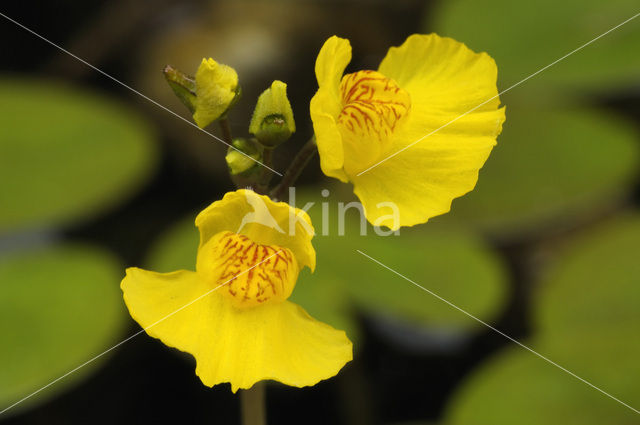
[193,58,240,128]
[121,189,352,392]
[310,34,506,229]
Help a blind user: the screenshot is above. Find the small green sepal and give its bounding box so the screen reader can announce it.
[163,65,196,113]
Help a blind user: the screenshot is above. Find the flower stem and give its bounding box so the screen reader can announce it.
[252,147,274,195]
[269,136,317,201]
[240,382,267,425]
[219,117,233,144]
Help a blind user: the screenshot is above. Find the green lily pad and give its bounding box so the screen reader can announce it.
[537,214,640,336]
[291,267,359,343]
[445,343,640,425]
[444,214,640,425]
[0,244,127,415]
[312,226,508,332]
[0,78,158,233]
[293,188,508,333]
[147,214,199,273]
[446,106,639,237]
[434,0,640,92]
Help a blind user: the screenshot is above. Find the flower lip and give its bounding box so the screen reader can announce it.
[209,231,298,309]
[337,70,411,175]
[195,189,316,273]
[338,70,411,143]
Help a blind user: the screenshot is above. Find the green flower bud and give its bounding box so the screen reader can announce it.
[225,138,263,176]
[249,80,295,147]
[193,58,241,128]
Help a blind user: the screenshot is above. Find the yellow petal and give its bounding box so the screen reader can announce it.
[193,58,239,128]
[121,267,352,392]
[201,299,352,392]
[352,130,501,229]
[378,33,502,114]
[346,33,505,228]
[197,231,300,309]
[310,36,352,183]
[121,268,210,353]
[195,189,316,272]
[310,92,349,182]
[314,35,352,105]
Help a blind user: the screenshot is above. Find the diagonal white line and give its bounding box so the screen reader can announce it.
[0,250,283,415]
[357,11,640,177]
[356,249,640,415]
[0,11,282,177]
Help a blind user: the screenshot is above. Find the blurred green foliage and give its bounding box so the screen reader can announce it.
[0,78,158,233]
[444,215,640,425]
[435,0,640,241]
[447,104,639,237]
[537,214,640,336]
[0,244,127,415]
[435,0,640,92]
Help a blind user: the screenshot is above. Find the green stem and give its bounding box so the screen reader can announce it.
[248,147,273,195]
[240,382,266,425]
[269,137,317,201]
[219,118,233,145]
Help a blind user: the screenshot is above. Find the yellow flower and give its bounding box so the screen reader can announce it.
[310,34,506,229]
[121,189,352,392]
[193,58,240,128]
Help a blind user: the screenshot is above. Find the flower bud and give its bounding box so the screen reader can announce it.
[249,80,295,147]
[225,138,263,176]
[193,58,240,128]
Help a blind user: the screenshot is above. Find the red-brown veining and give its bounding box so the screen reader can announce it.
[215,232,295,307]
[337,70,410,143]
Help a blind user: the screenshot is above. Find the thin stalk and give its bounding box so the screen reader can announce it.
[240,382,266,425]
[219,118,233,145]
[269,137,317,201]
[254,148,274,194]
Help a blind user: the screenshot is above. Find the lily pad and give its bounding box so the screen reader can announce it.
[536,214,640,336]
[434,0,640,92]
[291,267,359,342]
[294,188,508,333]
[146,214,200,273]
[0,78,158,234]
[445,343,640,425]
[444,215,640,425]
[0,244,127,415]
[312,226,508,333]
[446,106,639,237]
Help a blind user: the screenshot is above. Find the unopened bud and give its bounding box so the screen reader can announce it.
[249,80,295,147]
[225,138,263,176]
[193,58,240,128]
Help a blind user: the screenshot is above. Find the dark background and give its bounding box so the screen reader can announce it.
[1,1,639,424]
